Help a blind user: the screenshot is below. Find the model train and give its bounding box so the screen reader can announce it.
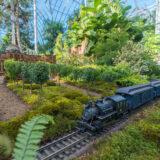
[77,80,160,133]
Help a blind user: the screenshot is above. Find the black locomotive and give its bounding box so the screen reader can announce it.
[77,80,160,133]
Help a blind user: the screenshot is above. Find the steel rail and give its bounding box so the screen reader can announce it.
[36,131,88,160]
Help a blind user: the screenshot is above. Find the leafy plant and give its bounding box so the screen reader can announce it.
[32,62,49,101]
[0,134,12,159]
[13,115,54,160]
[4,60,23,82]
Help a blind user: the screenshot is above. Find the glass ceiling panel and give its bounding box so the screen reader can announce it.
[36,0,84,44]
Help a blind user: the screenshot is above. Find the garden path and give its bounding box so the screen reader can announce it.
[53,79,101,97]
[0,76,30,121]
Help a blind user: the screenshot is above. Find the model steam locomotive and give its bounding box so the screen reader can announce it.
[77,80,160,133]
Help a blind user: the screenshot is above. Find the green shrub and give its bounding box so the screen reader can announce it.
[0,134,12,159]
[24,83,40,90]
[4,59,23,81]
[55,97,84,119]
[63,90,83,99]
[0,117,24,140]
[81,67,101,84]
[24,94,39,105]
[116,74,148,86]
[39,101,60,115]
[44,114,77,139]
[83,125,160,160]
[32,62,49,101]
[102,62,131,82]
[138,121,160,143]
[75,95,91,104]
[46,80,57,86]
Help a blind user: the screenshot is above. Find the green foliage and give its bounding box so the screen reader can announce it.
[44,114,76,139]
[64,90,83,99]
[13,115,54,160]
[32,62,49,85]
[21,63,33,82]
[102,62,131,82]
[53,34,63,59]
[39,20,64,54]
[0,134,12,159]
[4,60,23,80]
[114,41,153,74]
[54,97,84,119]
[81,67,101,83]
[68,0,144,65]
[0,117,24,140]
[0,32,11,52]
[72,66,83,83]
[94,28,130,65]
[24,83,40,90]
[116,74,148,86]
[45,80,57,86]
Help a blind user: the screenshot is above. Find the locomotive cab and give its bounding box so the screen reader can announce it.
[105,95,127,116]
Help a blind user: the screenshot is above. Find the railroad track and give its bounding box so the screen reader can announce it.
[36,131,89,160]
[36,98,160,160]
[36,116,128,160]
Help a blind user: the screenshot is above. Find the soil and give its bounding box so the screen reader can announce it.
[0,76,30,121]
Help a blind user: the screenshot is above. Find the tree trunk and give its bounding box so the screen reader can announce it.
[11,0,16,45]
[22,79,24,91]
[30,82,32,94]
[33,0,38,55]
[156,0,160,34]
[16,0,22,53]
[39,84,42,102]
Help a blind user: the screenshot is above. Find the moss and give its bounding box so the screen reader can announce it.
[45,80,57,86]
[44,114,77,140]
[75,95,91,104]
[55,97,84,119]
[63,90,83,99]
[39,100,60,115]
[24,83,40,90]
[0,117,24,140]
[23,94,39,105]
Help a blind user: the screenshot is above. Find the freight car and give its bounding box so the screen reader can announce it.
[77,81,160,133]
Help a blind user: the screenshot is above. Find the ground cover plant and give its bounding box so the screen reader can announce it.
[78,105,160,160]
[0,80,94,141]
[1,60,97,147]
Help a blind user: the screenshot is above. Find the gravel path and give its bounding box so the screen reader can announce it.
[51,78,101,97]
[60,83,101,97]
[0,76,30,121]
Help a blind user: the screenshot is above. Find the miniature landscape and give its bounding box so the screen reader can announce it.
[0,0,160,160]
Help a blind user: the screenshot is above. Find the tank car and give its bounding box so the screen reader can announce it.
[77,95,127,133]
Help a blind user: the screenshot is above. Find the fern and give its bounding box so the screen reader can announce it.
[13,115,54,160]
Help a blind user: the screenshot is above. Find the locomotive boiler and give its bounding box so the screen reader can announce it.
[77,95,127,132]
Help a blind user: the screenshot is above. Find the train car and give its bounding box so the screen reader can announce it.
[115,83,154,111]
[150,81,160,97]
[78,80,160,133]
